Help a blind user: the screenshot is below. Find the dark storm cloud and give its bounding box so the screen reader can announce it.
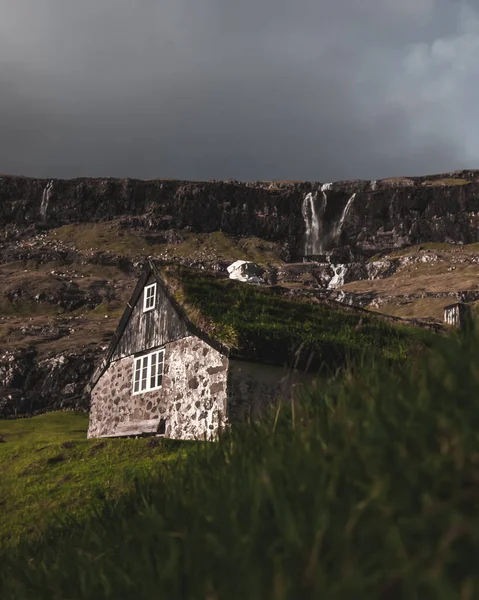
[0,0,477,181]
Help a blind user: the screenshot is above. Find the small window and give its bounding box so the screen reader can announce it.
[143,283,157,312]
[132,349,165,394]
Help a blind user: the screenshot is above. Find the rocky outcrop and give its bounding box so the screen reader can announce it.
[227,261,264,284]
[2,170,479,258]
[272,258,397,291]
[0,346,103,417]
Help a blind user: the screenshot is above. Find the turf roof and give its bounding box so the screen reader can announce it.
[155,262,436,372]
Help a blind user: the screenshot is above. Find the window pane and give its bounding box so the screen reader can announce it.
[144,285,156,310]
[133,359,141,392]
[150,358,157,388]
[144,284,156,310]
[141,357,148,391]
[156,352,164,387]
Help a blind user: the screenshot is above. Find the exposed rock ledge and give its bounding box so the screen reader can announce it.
[0,346,103,418]
[3,169,479,258]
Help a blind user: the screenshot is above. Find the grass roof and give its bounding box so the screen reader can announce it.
[158,264,436,372]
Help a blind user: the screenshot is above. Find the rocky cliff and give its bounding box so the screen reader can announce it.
[2,169,479,418]
[3,170,479,259]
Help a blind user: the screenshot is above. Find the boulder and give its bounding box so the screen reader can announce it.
[227,261,264,284]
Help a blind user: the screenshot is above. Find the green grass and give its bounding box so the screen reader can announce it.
[165,266,436,369]
[0,299,61,317]
[368,242,457,262]
[49,223,150,255]
[48,224,284,264]
[163,231,284,265]
[2,329,479,598]
[0,412,186,547]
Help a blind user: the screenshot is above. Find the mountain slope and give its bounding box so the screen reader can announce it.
[2,169,479,416]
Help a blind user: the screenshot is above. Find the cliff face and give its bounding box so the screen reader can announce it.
[2,170,479,258]
[0,177,305,257]
[0,347,102,417]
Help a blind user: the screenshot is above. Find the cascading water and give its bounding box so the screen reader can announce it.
[322,191,328,214]
[302,191,324,255]
[40,181,54,222]
[334,192,356,241]
[328,263,349,289]
[302,185,357,258]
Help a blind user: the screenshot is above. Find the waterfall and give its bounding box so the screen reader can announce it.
[40,181,54,222]
[334,192,356,240]
[322,190,328,213]
[302,191,327,255]
[328,264,349,289]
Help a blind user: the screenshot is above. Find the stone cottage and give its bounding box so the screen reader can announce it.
[444,302,471,329]
[87,261,313,440]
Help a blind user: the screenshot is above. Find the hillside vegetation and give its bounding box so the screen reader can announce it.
[355,243,479,320]
[2,329,479,598]
[0,412,186,547]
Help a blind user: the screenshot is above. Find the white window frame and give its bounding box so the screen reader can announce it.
[143,283,157,312]
[132,348,165,395]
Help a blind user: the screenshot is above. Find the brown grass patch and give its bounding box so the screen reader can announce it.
[422,178,471,187]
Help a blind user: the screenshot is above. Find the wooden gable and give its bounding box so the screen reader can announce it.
[111,272,189,361]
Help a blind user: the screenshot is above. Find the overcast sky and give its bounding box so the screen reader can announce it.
[1,0,478,181]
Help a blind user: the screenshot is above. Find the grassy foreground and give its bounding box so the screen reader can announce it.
[0,412,186,547]
[2,330,479,598]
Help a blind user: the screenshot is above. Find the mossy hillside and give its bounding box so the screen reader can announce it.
[164,267,435,369]
[367,242,457,262]
[48,223,285,265]
[368,242,479,263]
[0,260,132,319]
[350,244,479,321]
[368,297,452,321]
[160,231,284,265]
[0,258,134,355]
[0,412,186,548]
[48,223,149,255]
[0,306,124,355]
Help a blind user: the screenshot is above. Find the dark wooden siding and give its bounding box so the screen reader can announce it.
[112,274,188,360]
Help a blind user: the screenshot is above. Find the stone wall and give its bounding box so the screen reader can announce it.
[88,335,229,440]
[227,360,316,423]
